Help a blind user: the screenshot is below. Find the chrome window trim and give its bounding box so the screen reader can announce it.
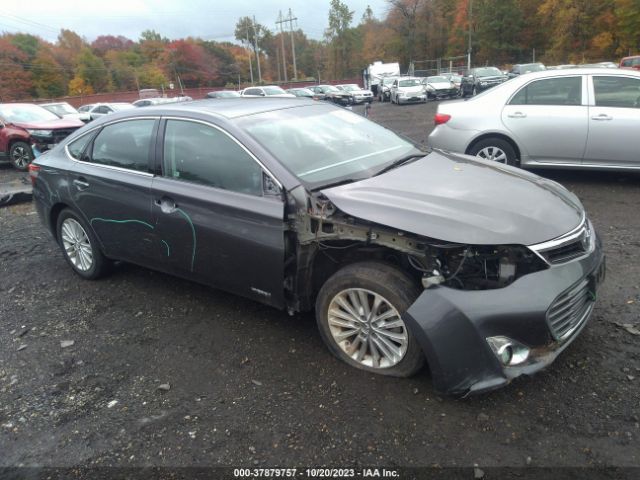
[161,116,283,190]
[64,116,159,177]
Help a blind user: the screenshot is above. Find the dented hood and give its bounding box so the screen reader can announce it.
[321,151,584,246]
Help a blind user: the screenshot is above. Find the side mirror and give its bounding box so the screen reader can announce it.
[260,92,266,97]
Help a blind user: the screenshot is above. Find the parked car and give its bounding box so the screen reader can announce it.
[206,90,242,99]
[508,63,547,78]
[460,67,508,96]
[422,75,458,99]
[429,68,640,170]
[77,104,96,114]
[0,103,83,170]
[133,97,193,107]
[441,73,463,94]
[30,98,605,396]
[83,103,135,121]
[286,88,323,100]
[389,77,427,104]
[39,102,90,123]
[620,55,640,70]
[241,86,296,98]
[308,85,351,105]
[377,76,399,102]
[334,84,374,104]
[596,61,619,69]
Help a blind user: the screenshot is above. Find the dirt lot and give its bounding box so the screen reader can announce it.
[1,100,639,473]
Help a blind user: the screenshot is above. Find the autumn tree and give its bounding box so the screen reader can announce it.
[326,0,355,78]
[32,51,67,98]
[0,37,33,101]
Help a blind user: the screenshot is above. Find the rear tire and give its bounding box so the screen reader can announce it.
[56,209,110,280]
[316,262,425,377]
[469,137,518,167]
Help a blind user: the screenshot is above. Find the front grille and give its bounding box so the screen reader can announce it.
[547,278,593,341]
[541,239,586,264]
[52,128,80,144]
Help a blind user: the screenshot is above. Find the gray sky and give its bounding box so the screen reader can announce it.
[0,0,389,44]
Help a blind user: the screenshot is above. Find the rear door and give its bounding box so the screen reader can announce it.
[150,118,287,307]
[501,75,588,163]
[68,117,160,266]
[583,74,640,167]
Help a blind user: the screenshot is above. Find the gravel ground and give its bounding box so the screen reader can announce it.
[1,100,639,471]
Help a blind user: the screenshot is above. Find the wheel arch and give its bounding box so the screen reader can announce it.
[466,132,522,161]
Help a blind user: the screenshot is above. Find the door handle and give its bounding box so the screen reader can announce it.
[154,197,178,214]
[591,114,613,121]
[508,112,527,118]
[73,178,89,190]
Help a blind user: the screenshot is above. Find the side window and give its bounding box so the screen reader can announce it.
[593,76,640,108]
[245,88,261,96]
[163,120,263,196]
[88,119,155,172]
[510,77,582,106]
[67,133,94,160]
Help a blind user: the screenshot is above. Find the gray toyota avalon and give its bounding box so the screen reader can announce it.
[30,98,605,396]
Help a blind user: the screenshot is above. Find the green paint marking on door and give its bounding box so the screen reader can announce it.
[176,208,196,272]
[90,218,154,229]
[161,240,171,257]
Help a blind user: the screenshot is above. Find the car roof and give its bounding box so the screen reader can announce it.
[39,102,71,106]
[112,98,317,120]
[512,67,640,80]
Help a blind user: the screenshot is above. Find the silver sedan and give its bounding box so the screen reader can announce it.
[428,68,640,170]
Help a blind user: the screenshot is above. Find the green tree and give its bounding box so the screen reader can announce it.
[326,0,355,78]
[32,51,67,98]
[75,48,111,92]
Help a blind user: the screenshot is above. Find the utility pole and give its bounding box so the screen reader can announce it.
[467,0,473,71]
[286,8,298,80]
[252,16,262,84]
[276,11,288,82]
[246,26,254,85]
[276,48,282,82]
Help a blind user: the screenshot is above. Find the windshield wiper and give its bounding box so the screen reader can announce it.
[374,153,426,177]
[311,178,358,191]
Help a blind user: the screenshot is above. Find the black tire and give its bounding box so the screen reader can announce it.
[315,261,425,377]
[56,208,110,280]
[9,141,34,171]
[468,137,518,167]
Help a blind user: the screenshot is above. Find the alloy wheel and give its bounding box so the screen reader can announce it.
[11,145,32,169]
[476,146,508,163]
[60,218,94,272]
[327,288,408,369]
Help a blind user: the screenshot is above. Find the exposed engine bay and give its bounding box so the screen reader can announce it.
[288,190,548,304]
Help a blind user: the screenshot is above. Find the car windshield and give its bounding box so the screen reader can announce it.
[399,79,422,87]
[264,86,287,95]
[340,85,359,92]
[382,77,396,85]
[111,104,134,111]
[427,76,449,83]
[42,103,77,116]
[475,67,503,77]
[239,104,420,188]
[323,85,340,92]
[0,104,59,123]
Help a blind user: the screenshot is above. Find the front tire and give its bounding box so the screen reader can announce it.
[9,142,34,171]
[56,209,110,280]
[316,262,425,377]
[468,137,518,166]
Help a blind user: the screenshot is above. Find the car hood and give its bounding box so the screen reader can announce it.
[13,118,84,129]
[430,82,453,89]
[348,89,372,95]
[321,151,584,246]
[399,86,424,93]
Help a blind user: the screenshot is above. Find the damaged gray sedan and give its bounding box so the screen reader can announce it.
[30,99,605,395]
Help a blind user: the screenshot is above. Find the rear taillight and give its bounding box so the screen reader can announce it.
[28,163,40,186]
[434,113,451,125]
